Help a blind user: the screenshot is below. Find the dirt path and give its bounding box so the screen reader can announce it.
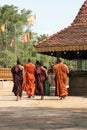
[0,86,87,108]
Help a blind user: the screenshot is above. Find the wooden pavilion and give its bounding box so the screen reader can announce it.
[35,0,87,96]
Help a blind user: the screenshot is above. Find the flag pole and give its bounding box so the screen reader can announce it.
[14,24,17,63]
[5,21,8,67]
[23,43,24,65]
[5,21,7,50]
[29,32,31,58]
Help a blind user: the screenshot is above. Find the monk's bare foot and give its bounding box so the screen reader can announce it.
[16,96,19,101]
[32,95,35,98]
[59,97,63,100]
[28,96,31,98]
[41,96,44,100]
[20,96,22,100]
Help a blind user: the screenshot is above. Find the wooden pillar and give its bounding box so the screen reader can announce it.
[77,59,82,71]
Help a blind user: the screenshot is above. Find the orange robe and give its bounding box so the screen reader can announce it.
[23,63,35,96]
[53,63,69,97]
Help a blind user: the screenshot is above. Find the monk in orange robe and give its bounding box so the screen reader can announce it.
[53,57,69,100]
[23,58,35,98]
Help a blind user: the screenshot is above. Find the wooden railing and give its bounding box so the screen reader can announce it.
[0,68,13,80]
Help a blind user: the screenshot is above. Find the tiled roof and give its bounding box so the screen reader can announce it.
[35,0,87,53]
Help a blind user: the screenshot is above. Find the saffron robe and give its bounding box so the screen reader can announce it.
[53,63,69,97]
[23,63,35,96]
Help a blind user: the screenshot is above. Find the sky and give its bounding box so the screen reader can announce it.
[0,0,85,35]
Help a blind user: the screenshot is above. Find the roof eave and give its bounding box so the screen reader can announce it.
[35,44,87,53]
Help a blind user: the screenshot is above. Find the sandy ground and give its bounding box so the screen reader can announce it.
[0,81,87,109]
[0,81,87,130]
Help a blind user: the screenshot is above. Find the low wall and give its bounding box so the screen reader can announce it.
[68,71,87,96]
[0,81,13,89]
[0,68,13,81]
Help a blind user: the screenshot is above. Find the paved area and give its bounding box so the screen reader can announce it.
[0,81,87,130]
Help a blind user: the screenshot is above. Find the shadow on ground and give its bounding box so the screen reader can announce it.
[0,106,87,130]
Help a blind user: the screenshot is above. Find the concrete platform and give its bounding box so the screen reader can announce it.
[0,82,87,130]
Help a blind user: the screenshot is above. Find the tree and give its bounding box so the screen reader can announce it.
[0,4,33,67]
[0,5,57,68]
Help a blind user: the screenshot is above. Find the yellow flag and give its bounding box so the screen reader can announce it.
[0,23,5,32]
[27,16,35,26]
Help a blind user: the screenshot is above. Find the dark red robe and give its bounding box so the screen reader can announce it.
[35,66,47,95]
[11,65,23,97]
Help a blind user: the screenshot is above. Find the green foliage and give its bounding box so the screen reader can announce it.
[0,4,52,68]
[37,34,48,42]
[0,50,15,67]
[0,4,33,67]
[64,60,77,71]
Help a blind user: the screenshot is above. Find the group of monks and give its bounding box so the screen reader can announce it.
[11,57,69,101]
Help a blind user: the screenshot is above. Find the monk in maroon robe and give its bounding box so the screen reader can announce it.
[35,60,47,100]
[11,59,24,101]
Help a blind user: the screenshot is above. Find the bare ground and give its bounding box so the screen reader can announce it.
[0,81,87,130]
